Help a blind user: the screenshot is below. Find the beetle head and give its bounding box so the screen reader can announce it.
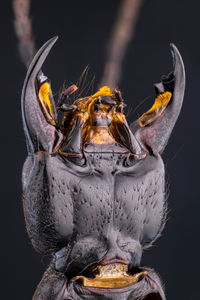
[22,38,184,300]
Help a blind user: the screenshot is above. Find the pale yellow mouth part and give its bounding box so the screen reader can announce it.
[72,263,147,288]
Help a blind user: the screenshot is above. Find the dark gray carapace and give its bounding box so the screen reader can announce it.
[21,37,185,300]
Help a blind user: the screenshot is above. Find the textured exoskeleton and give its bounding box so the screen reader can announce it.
[21,37,185,300]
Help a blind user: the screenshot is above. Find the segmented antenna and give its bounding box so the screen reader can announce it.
[100,0,144,89]
[13,0,36,67]
[13,0,144,88]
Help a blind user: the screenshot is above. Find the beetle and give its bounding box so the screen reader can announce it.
[21,37,185,300]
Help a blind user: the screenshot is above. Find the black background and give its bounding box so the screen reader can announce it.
[1,0,200,299]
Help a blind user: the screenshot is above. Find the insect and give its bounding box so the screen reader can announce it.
[21,37,185,299]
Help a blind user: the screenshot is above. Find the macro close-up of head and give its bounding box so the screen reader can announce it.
[2,0,200,299]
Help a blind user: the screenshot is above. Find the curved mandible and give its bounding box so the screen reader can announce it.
[21,37,63,153]
[130,44,185,155]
